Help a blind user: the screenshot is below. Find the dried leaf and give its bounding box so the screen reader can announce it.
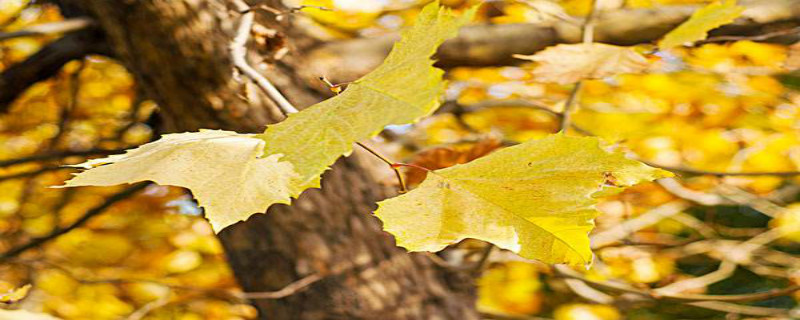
[515,43,648,84]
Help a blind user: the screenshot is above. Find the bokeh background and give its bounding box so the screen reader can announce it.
[1,0,799,319]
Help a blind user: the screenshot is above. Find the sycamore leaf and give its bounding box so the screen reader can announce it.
[0,284,31,304]
[259,2,476,190]
[658,0,744,49]
[61,130,299,232]
[62,2,473,232]
[515,44,648,84]
[375,134,670,266]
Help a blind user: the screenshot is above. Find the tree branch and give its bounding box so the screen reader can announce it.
[553,265,798,316]
[0,149,124,168]
[0,17,93,41]
[0,183,150,262]
[0,28,109,112]
[230,0,298,115]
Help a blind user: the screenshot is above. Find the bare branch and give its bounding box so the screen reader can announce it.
[639,160,800,177]
[0,149,124,168]
[591,201,690,249]
[553,265,798,317]
[240,274,323,300]
[230,0,298,115]
[0,29,110,111]
[0,166,71,182]
[0,183,150,262]
[0,18,92,42]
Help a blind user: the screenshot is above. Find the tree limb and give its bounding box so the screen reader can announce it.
[0,148,125,167]
[0,17,92,41]
[0,28,109,112]
[0,183,149,262]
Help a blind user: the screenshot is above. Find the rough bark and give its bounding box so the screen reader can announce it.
[62,0,478,319]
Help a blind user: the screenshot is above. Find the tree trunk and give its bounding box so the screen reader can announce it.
[63,0,478,319]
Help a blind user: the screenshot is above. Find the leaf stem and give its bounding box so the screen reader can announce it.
[391,162,431,172]
[355,142,407,193]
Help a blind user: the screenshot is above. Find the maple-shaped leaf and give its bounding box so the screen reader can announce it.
[515,43,648,84]
[0,284,31,304]
[61,130,298,232]
[259,2,475,190]
[375,134,671,266]
[658,0,744,49]
[61,2,473,232]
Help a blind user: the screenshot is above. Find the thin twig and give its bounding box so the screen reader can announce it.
[0,166,71,182]
[0,149,124,167]
[0,183,150,262]
[641,160,800,177]
[125,293,171,320]
[230,0,298,116]
[0,18,93,42]
[471,243,494,273]
[654,260,737,295]
[558,0,598,132]
[658,178,731,206]
[240,274,323,299]
[559,82,583,133]
[554,265,799,304]
[591,201,690,249]
[356,142,407,193]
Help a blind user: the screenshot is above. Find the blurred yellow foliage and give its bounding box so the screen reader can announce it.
[478,262,543,315]
[2,0,799,319]
[554,303,621,320]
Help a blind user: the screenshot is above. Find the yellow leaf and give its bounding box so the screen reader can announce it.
[0,284,31,304]
[61,130,299,232]
[260,1,476,189]
[61,2,474,232]
[515,44,649,84]
[375,134,670,265]
[658,0,744,49]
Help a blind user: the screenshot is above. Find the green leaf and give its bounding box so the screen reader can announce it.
[61,130,299,232]
[658,0,744,49]
[374,134,671,266]
[62,2,474,232]
[259,1,475,190]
